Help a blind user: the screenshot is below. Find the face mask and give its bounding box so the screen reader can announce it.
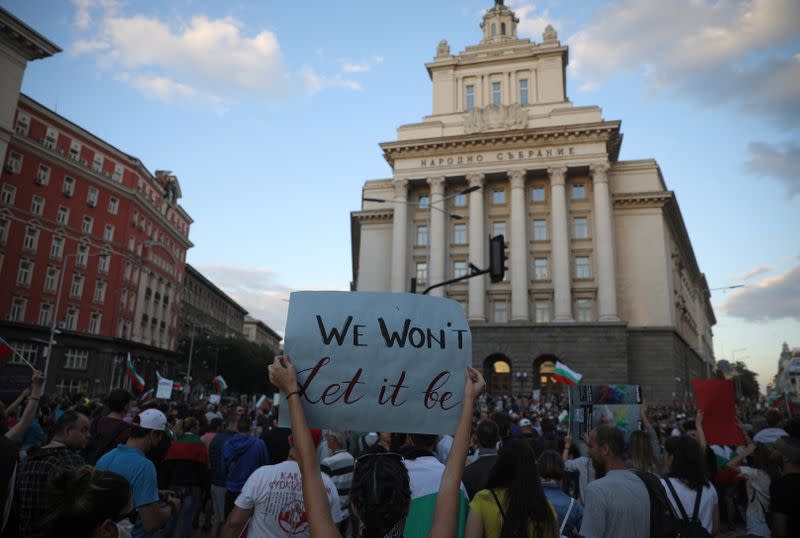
[115,519,133,538]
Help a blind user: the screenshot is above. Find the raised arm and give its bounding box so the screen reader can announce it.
[5,386,30,417]
[5,371,45,442]
[269,355,340,538]
[726,443,755,471]
[694,409,707,450]
[428,367,485,538]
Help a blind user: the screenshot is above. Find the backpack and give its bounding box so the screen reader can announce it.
[663,479,712,538]
[634,471,682,538]
[84,417,129,465]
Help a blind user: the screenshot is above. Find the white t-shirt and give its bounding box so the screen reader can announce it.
[738,466,771,537]
[660,478,718,534]
[235,460,342,537]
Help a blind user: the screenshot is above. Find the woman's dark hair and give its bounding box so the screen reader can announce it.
[350,455,411,538]
[628,430,656,473]
[750,443,782,482]
[485,439,557,538]
[665,435,709,491]
[208,417,223,433]
[42,465,131,537]
[537,449,565,482]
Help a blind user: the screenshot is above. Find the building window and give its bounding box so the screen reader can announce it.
[30,196,45,216]
[575,256,591,279]
[92,154,103,172]
[23,227,39,251]
[492,300,508,323]
[76,244,89,267]
[9,297,27,321]
[416,225,428,246]
[87,187,98,207]
[132,209,138,226]
[94,281,106,303]
[576,299,594,322]
[519,79,529,105]
[15,113,29,135]
[36,164,50,185]
[112,165,123,183]
[56,378,89,395]
[491,23,496,37]
[454,260,468,278]
[98,254,110,273]
[492,82,501,105]
[573,217,588,239]
[64,348,89,370]
[65,307,79,330]
[57,206,69,225]
[89,312,102,334]
[17,259,34,286]
[82,216,93,234]
[1,184,16,205]
[492,189,506,204]
[571,183,586,200]
[44,128,57,149]
[0,218,8,244]
[50,236,64,259]
[418,195,430,208]
[453,193,467,207]
[9,342,37,366]
[532,185,546,202]
[533,258,549,280]
[108,197,119,214]
[70,274,85,298]
[416,262,428,286]
[501,22,506,35]
[120,291,127,310]
[128,290,136,312]
[465,85,475,110]
[492,221,506,238]
[533,219,547,241]
[103,224,114,241]
[128,236,135,251]
[63,176,75,197]
[69,140,81,160]
[124,260,132,281]
[38,303,52,326]
[7,151,22,173]
[453,223,467,244]
[44,266,59,292]
[535,300,551,323]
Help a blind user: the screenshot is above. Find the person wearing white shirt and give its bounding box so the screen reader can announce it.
[661,435,719,536]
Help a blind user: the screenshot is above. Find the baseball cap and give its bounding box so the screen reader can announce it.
[519,418,532,427]
[137,409,167,431]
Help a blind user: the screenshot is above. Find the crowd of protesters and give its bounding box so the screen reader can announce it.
[1,362,799,538]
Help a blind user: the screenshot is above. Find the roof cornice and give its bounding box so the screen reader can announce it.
[0,7,61,60]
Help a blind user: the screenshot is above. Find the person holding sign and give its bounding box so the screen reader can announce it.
[267,355,485,538]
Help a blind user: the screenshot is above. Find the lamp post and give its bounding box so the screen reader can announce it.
[514,371,528,397]
[43,249,111,387]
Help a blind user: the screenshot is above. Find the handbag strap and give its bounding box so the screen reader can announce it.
[691,486,703,522]
[664,478,690,520]
[489,489,506,520]
[560,497,574,534]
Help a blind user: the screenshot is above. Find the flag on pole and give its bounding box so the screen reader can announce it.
[212,375,228,394]
[553,361,583,385]
[558,409,569,429]
[126,353,145,392]
[255,394,271,412]
[0,336,35,369]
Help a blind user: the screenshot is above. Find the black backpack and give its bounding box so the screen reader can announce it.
[663,478,712,538]
[634,471,682,538]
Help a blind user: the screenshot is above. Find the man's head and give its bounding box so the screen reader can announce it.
[224,410,239,431]
[519,418,533,433]
[766,409,784,428]
[129,409,167,453]
[536,449,565,482]
[588,425,625,477]
[326,430,346,452]
[775,436,800,469]
[236,416,251,434]
[490,411,512,440]
[410,433,438,451]
[53,411,91,449]
[106,389,131,414]
[475,420,500,449]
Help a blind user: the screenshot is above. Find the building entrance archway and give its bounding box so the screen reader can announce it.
[533,354,563,395]
[484,354,512,396]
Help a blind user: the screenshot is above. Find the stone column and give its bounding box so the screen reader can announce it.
[467,173,486,320]
[427,176,447,297]
[591,163,619,321]
[509,169,529,321]
[549,166,573,321]
[390,179,409,293]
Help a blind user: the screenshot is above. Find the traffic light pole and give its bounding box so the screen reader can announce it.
[421,234,506,295]
[422,264,489,295]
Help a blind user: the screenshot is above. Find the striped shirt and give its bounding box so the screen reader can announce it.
[321,450,354,519]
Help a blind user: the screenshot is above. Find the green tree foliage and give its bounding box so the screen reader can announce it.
[180,336,277,395]
[733,361,760,399]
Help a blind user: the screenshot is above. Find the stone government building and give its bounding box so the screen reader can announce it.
[350,2,716,403]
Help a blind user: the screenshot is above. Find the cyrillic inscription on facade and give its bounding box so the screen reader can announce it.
[419,146,576,168]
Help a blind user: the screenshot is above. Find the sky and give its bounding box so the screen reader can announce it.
[3,0,798,391]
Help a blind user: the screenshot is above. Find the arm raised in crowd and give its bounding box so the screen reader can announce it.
[269,355,340,538]
[5,371,45,442]
[694,410,707,450]
[428,367,485,538]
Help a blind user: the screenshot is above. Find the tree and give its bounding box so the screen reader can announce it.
[179,335,277,395]
[733,361,759,400]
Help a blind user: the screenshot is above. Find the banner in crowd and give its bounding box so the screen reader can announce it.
[156,377,173,399]
[279,291,472,434]
[692,378,744,445]
[568,384,642,441]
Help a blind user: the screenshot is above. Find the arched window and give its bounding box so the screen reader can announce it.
[484,354,511,395]
[491,23,496,37]
[501,22,507,35]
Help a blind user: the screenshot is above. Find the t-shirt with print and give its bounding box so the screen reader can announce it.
[660,478,719,535]
[234,460,341,538]
[770,472,800,538]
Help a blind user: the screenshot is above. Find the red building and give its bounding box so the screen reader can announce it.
[0,9,193,396]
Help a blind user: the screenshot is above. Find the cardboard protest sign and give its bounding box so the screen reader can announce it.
[156,378,173,400]
[279,291,472,435]
[692,379,744,446]
[569,384,642,441]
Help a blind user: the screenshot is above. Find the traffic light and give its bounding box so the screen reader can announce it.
[489,234,506,283]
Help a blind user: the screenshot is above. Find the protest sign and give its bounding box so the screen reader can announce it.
[208,394,221,405]
[692,379,744,446]
[156,377,173,400]
[569,384,642,441]
[278,291,472,435]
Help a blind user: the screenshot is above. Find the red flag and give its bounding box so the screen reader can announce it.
[0,341,14,364]
[692,379,744,446]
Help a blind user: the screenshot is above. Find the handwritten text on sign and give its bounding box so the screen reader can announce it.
[278,292,472,435]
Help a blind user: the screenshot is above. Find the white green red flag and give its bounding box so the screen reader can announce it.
[255,394,271,412]
[212,375,228,393]
[126,353,145,392]
[553,361,582,385]
[156,370,182,392]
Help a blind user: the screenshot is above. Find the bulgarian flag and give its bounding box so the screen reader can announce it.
[126,353,145,392]
[404,457,469,537]
[212,375,228,394]
[553,361,582,385]
[255,394,271,413]
[0,337,14,364]
[558,409,569,429]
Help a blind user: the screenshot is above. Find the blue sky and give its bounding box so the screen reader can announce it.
[4,0,798,390]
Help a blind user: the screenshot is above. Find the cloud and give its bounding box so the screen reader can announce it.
[745,141,800,196]
[71,39,111,55]
[720,263,800,321]
[568,0,800,128]
[729,264,773,282]
[508,1,557,40]
[72,0,119,30]
[339,55,385,73]
[301,67,361,94]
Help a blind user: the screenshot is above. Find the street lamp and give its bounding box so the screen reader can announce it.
[43,249,111,384]
[513,371,528,396]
